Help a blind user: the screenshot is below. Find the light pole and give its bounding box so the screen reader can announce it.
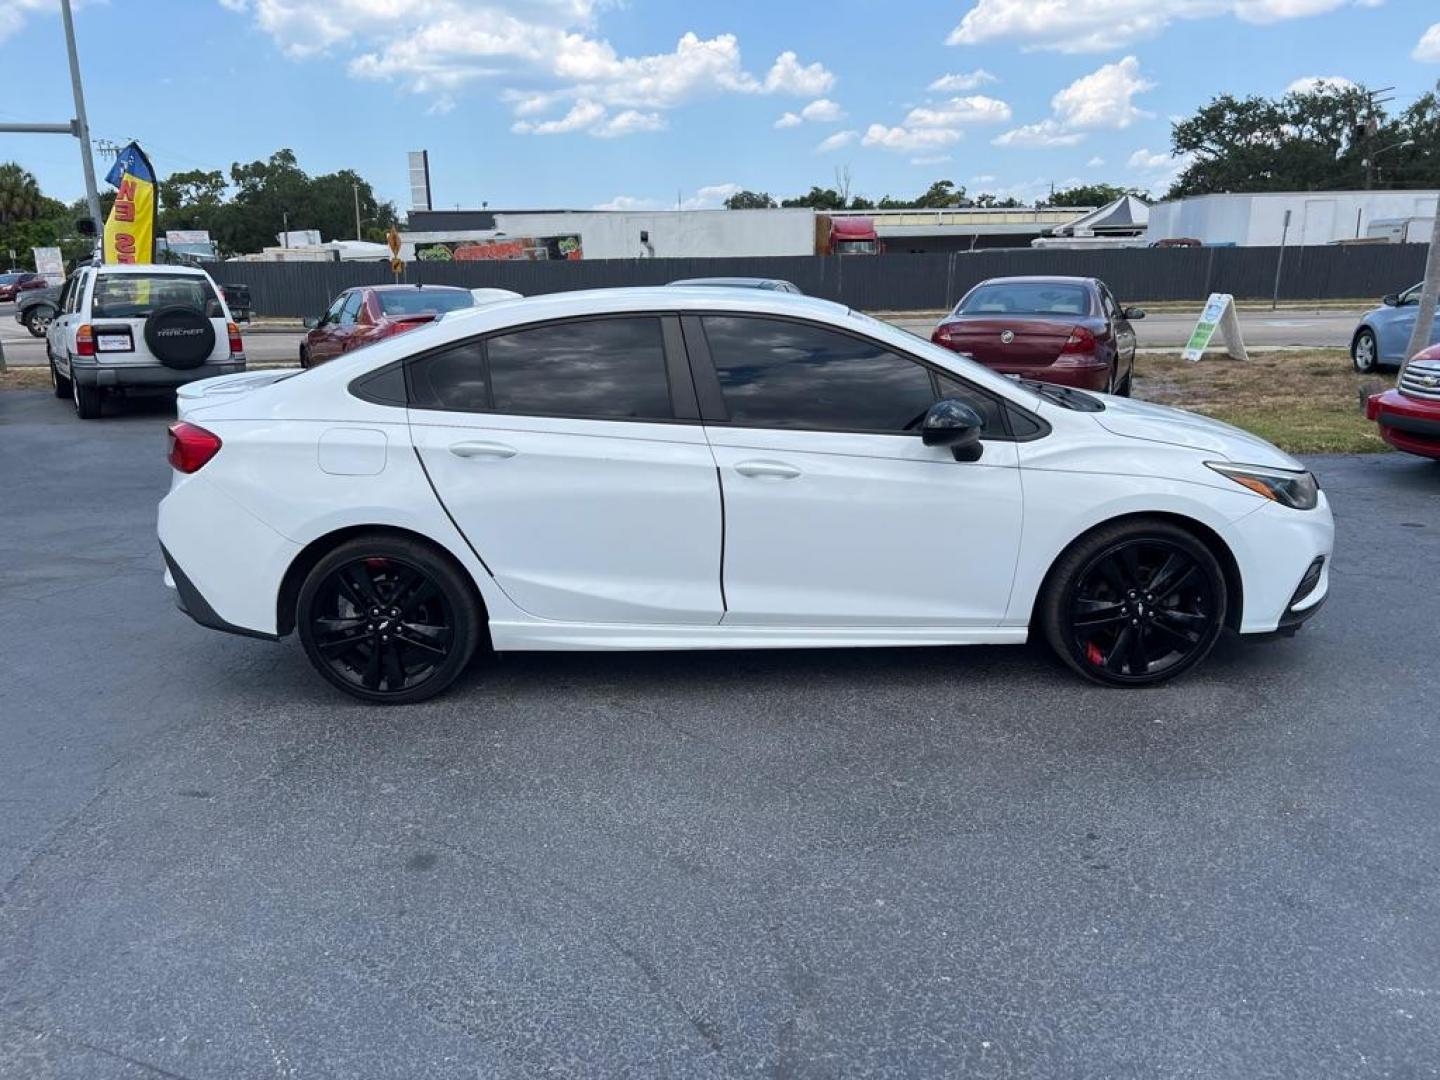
[1364,138,1415,190]
[0,0,104,238]
[353,183,362,240]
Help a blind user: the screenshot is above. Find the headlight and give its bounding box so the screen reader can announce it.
[1205,462,1320,510]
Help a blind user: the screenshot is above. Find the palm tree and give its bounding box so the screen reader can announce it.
[0,163,46,225]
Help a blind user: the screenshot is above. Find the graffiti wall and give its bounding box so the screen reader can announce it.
[414,235,583,262]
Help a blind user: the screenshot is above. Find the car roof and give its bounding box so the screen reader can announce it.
[967,276,1095,287]
[669,277,787,287]
[366,283,471,293]
[440,286,848,328]
[92,263,210,277]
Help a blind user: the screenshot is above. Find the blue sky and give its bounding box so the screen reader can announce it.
[2,0,1438,220]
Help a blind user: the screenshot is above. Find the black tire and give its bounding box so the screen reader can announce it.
[50,357,71,399]
[1115,368,1133,397]
[71,370,103,419]
[297,536,482,704]
[299,344,309,370]
[24,306,55,338]
[144,305,216,370]
[1040,519,1227,687]
[1352,328,1379,373]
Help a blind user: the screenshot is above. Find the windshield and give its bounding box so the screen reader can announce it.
[958,283,1091,317]
[379,290,473,317]
[0,274,21,285]
[833,239,876,255]
[91,274,220,319]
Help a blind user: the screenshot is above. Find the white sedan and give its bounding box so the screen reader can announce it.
[158,287,1333,703]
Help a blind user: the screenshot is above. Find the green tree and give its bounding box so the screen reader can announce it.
[724,190,778,209]
[0,163,46,225]
[1166,79,1440,196]
[973,193,1025,208]
[780,185,848,210]
[158,169,227,232]
[912,180,965,208]
[1046,184,1146,208]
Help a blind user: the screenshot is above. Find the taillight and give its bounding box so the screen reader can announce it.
[1060,325,1098,354]
[227,321,245,357]
[76,324,95,357]
[167,422,223,474]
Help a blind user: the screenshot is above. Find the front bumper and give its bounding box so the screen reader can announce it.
[1366,389,1440,460]
[73,359,246,390]
[1223,493,1335,635]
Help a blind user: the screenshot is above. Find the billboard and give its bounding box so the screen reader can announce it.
[32,247,64,284]
[414,235,582,261]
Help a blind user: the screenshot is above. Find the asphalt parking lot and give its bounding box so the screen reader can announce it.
[2,388,1439,1078]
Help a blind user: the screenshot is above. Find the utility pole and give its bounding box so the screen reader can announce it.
[1402,208,1440,369]
[1361,86,1394,190]
[353,182,362,240]
[282,210,289,248]
[0,0,104,238]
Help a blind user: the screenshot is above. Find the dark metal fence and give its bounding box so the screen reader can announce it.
[204,244,1429,317]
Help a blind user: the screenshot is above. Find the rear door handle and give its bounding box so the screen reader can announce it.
[450,440,517,460]
[734,460,801,480]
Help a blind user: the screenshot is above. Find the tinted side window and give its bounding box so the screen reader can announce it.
[488,317,671,420]
[408,340,489,412]
[701,316,936,432]
[340,291,365,324]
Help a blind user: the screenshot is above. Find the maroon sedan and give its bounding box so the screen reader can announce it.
[0,272,49,302]
[931,276,1143,395]
[300,284,474,368]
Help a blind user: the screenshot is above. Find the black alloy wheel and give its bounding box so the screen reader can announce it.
[297,537,482,704]
[1042,521,1227,687]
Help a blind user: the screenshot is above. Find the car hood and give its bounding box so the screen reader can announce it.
[1091,394,1303,468]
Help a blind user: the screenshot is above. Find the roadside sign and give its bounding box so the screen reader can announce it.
[390,257,404,277]
[1182,293,1248,362]
[387,227,402,257]
[32,246,64,284]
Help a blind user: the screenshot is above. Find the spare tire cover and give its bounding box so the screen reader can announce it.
[144,305,216,370]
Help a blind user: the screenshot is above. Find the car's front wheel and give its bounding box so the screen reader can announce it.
[297,536,483,704]
[24,307,54,338]
[1040,519,1227,687]
[1352,328,1380,373]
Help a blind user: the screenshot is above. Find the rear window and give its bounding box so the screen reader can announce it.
[957,283,1091,317]
[0,274,20,285]
[378,290,473,317]
[90,274,220,319]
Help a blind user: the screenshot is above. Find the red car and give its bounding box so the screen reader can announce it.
[0,272,49,302]
[931,275,1143,395]
[1366,344,1440,460]
[300,284,474,368]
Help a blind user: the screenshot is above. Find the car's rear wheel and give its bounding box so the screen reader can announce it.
[71,370,103,419]
[1040,520,1227,687]
[1352,328,1379,373]
[1115,368,1133,397]
[24,307,54,338]
[299,344,309,370]
[49,357,71,398]
[297,537,482,704]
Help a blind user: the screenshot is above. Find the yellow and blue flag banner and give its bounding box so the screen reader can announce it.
[103,142,157,265]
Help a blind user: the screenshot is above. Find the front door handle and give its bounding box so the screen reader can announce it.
[734,459,801,480]
[450,440,517,460]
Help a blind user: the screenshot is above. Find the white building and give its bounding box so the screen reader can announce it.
[1146,190,1440,247]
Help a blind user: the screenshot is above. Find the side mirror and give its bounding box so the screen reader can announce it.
[921,399,985,462]
[302,316,319,329]
[1382,293,1399,307]
[1122,306,1146,320]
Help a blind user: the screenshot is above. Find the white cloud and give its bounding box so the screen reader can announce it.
[928,69,998,92]
[948,0,1365,53]
[512,98,606,135]
[1127,147,1174,170]
[911,154,954,165]
[993,56,1152,149]
[992,120,1085,148]
[1087,155,1106,166]
[1,0,70,43]
[223,2,834,127]
[862,124,964,152]
[777,98,846,128]
[801,98,845,122]
[1051,56,1153,129]
[593,109,666,137]
[1286,75,1358,93]
[815,129,860,153]
[972,173,998,183]
[592,182,740,212]
[903,94,1012,127]
[1416,22,1440,62]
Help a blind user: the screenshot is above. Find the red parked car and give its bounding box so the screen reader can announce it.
[1366,344,1440,460]
[931,275,1143,395]
[300,284,474,368]
[0,271,49,302]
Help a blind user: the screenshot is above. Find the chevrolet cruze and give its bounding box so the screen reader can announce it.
[158,288,1333,704]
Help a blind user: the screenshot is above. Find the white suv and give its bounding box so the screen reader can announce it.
[47,263,245,419]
